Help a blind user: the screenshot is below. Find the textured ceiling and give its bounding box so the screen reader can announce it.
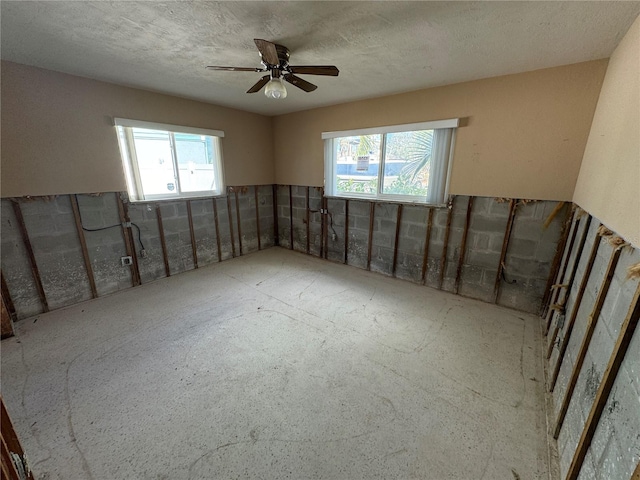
[2,1,639,116]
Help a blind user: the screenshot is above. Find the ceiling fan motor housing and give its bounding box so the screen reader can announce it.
[273,44,290,68]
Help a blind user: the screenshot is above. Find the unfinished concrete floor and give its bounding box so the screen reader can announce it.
[1,248,551,479]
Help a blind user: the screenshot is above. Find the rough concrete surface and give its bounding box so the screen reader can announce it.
[1,248,550,480]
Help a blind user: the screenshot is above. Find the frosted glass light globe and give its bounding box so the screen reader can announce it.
[264,78,287,99]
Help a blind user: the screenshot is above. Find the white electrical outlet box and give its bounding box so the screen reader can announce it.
[121,256,133,266]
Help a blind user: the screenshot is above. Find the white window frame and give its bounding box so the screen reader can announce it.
[114,118,225,202]
[323,119,458,205]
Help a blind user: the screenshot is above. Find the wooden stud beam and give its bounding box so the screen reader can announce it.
[272,185,279,247]
[553,244,622,439]
[367,202,375,271]
[392,204,403,276]
[421,208,434,285]
[212,199,222,262]
[70,195,98,298]
[1,272,17,322]
[454,196,474,294]
[344,200,349,265]
[186,200,199,269]
[541,205,574,319]
[156,205,171,277]
[549,223,601,391]
[545,213,581,335]
[631,459,640,480]
[565,283,640,480]
[439,197,454,290]
[289,185,294,250]
[254,186,262,251]
[11,201,49,311]
[1,396,34,480]
[494,198,518,303]
[116,194,141,287]
[234,189,243,256]
[1,296,13,339]
[323,196,329,259]
[319,190,325,258]
[305,187,310,254]
[546,216,592,358]
[226,189,236,258]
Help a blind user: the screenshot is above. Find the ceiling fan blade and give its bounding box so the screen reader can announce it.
[288,66,339,76]
[283,74,317,92]
[206,66,264,72]
[247,75,270,93]
[254,39,280,66]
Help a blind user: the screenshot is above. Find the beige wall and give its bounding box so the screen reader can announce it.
[273,60,608,201]
[573,16,640,248]
[1,61,274,197]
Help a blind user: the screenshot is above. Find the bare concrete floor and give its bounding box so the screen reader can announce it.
[1,248,550,479]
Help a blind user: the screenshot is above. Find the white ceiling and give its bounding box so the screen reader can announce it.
[2,1,639,116]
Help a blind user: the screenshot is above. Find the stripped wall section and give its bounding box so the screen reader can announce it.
[0,187,275,320]
[273,188,570,315]
[544,210,640,480]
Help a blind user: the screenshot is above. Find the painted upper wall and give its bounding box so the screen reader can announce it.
[273,60,608,201]
[1,61,274,197]
[573,16,640,248]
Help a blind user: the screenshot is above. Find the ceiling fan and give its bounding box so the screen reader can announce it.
[206,39,339,99]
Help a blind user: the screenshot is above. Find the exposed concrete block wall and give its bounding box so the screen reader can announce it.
[256,185,276,252]
[1,200,50,318]
[1,187,275,320]
[274,187,569,315]
[545,210,640,480]
[502,201,570,312]
[77,193,133,295]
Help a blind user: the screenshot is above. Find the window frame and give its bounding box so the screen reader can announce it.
[114,118,225,202]
[322,119,458,205]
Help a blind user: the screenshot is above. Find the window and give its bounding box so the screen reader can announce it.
[323,119,458,204]
[115,118,225,201]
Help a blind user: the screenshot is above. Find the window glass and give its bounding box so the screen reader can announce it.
[381,130,433,197]
[115,120,224,201]
[175,134,216,193]
[323,120,456,204]
[131,128,176,196]
[335,134,380,195]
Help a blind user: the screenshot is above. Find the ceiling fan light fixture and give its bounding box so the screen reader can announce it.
[264,77,287,99]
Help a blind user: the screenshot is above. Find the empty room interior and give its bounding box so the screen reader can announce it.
[1,2,639,479]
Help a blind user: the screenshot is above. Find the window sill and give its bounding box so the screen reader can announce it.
[127,193,228,205]
[323,194,449,208]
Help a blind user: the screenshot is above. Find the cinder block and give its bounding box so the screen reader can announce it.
[372,231,395,249]
[401,205,428,225]
[397,233,424,256]
[469,231,490,251]
[348,200,370,217]
[377,218,397,233]
[354,215,372,231]
[370,246,394,276]
[467,250,501,269]
[471,196,492,215]
[405,223,426,242]
[291,185,307,197]
[458,281,493,303]
[507,238,538,259]
[292,196,306,209]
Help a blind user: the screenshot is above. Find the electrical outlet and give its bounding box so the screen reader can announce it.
[140,250,147,259]
[331,233,337,241]
[121,256,133,266]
